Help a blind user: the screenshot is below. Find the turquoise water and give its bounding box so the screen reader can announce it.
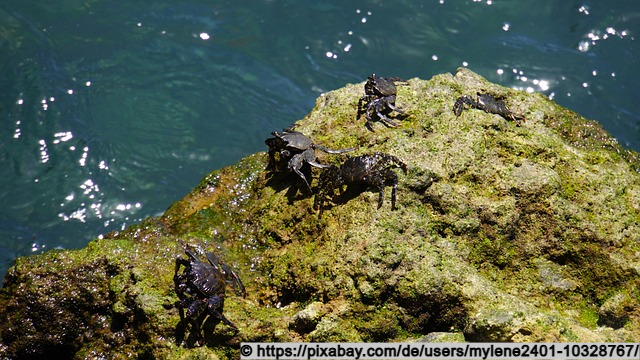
[1,0,638,280]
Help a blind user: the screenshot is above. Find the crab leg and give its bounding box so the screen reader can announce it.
[313,145,356,154]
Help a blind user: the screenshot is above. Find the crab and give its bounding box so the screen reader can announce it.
[453,92,525,126]
[357,74,407,131]
[314,152,408,212]
[265,128,355,189]
[174,250,246,341]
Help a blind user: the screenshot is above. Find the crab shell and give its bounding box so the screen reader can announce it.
[339,152,408,184]
[177,250,246,299]
[271,130,314,151]
[365,73,399,97]
[182,250,227,297]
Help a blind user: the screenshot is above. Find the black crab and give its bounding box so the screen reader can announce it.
[174,250,246,342]
[265,128,355,189]
[357,74,407,131]
[453,92,525,126]
[314,152,408,212]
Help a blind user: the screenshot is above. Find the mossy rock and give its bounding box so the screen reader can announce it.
[1,68,639,358]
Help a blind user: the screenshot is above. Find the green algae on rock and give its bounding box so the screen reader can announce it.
[1,68,639,358]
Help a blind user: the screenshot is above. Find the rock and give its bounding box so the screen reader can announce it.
[535,258,578,292]
[598,292,636,329]
[1,68,639,358]
[417,332,466,343]
[290,301,327,334]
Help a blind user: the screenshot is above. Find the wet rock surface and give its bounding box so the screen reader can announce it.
[1,68,639,358]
